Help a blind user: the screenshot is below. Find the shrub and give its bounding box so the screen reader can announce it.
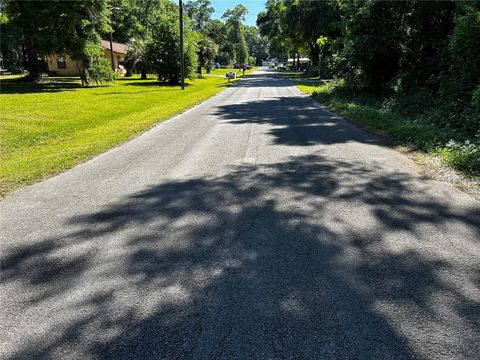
[309,81,480,177]
[442,139,480,176]
[88,56,115,85]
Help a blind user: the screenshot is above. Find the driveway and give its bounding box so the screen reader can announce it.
[1,70,479,359]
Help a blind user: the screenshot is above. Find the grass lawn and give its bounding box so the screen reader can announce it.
[201,67,257,76]
[290,76,480,186]
[0,74,237,196]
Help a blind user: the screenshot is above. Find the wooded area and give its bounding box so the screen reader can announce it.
[258,0,480,176]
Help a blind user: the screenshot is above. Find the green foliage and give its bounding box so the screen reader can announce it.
[334,0,408,91]
[197,36,218,73]
[397,1,455,93]
[3,0,253,83]
[296,81,480,178]
[222,4,249,64]
[146,2,198,83]
[0,12,24,68]
[124,38,149,78]
[257,0,289,58]
[88,56,115,85]
[449,5,480,87]
[441,4,480,107]
[442,139,480,175]
[264,0,480,175]
[204,19,229,63]
[258,0,339,65]
[217,51,233,66]
[185,0,214,31]
[235,23,249,65]
[472,86,480,109]
[3,0,111,85]
[106,0,140,44]
[244,25,269,65]
[3,0,58,80]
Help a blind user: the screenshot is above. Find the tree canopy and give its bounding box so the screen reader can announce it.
[1,0,265,85]
[257,0,480,140]
[2,0,112,84]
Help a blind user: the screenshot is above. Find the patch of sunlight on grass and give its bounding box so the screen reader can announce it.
[0,74,236,195]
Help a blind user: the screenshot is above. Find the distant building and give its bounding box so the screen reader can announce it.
[47,40,128,76]
[287,57,311,67]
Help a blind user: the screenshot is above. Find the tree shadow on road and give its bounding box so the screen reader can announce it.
[2,154,479,359]
[213,97,380,147]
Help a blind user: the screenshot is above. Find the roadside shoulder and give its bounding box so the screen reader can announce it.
[289,76,480,200]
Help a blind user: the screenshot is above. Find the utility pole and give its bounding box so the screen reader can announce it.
[179,0,185,90]
[109,31,115,72]
[109,5,116,72]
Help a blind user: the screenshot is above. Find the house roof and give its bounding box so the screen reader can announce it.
[100,40,128,55]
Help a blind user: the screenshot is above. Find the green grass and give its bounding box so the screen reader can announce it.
[292,79,480,181]
[201,67,257,76]
[0,74,238,195]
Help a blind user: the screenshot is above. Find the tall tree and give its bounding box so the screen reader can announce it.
[244,25,269,65]
[0,6,24,69]
[399,0,456,92]
[222,4,249,64]
[53,0,112,86]
[3,0,56,80]
[146,0,198,83]
[197,35,218,74]
[184,0,214,31]
[4,0,112,85]
[124,38,149,78]
[283,0,340,67]
[257,0,293,60]
[205,19,232,64]
[106,0,139,44]
[335,0,409,90]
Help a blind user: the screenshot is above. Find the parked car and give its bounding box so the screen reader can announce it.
[7,67,24,74]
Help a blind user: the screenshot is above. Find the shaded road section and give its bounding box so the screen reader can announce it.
[1,70,479,359]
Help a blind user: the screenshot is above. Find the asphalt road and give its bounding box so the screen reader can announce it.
[1,70,479,359]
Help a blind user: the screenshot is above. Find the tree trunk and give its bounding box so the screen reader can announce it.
[24,40,42,81]
[77,61,90,87]
[21,42,28,69]
[309,43,320,67]
[141,66,147,80]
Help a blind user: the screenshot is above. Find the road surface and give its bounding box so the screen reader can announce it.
[1,70,479,359]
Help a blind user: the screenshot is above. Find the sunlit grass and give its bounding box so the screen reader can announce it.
[0,74,236,195]
[201,67,257,76]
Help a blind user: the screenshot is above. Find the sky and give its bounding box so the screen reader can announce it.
[210,0,266,26]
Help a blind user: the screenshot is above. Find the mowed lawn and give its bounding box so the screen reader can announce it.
[0,74,236,196]
[203,67,255,76]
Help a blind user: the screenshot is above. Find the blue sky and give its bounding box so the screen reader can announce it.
[210,0,266,26]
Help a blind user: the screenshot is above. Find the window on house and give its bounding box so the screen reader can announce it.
[57,56,67,69]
